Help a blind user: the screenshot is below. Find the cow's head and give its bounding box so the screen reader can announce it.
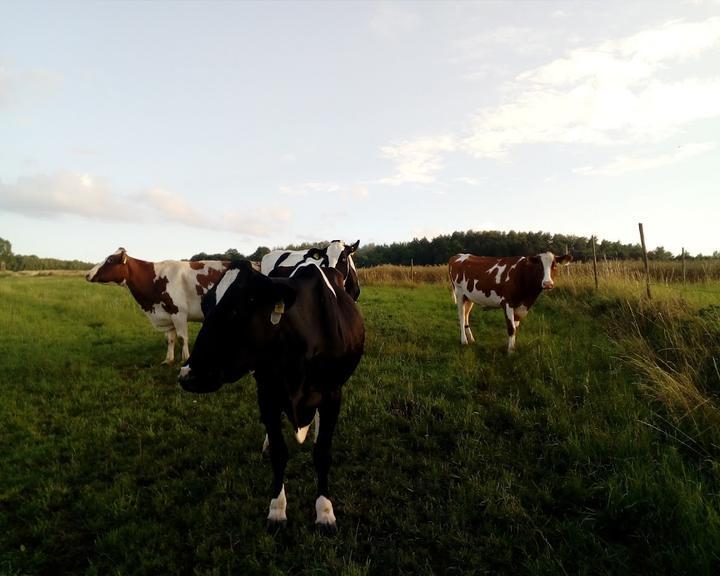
[178,260,297,394]
[86,247,129,284]
[529,252,572,290]
[327,240,361,301]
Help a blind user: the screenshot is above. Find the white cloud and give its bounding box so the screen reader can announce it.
[279,181,368,199]
[574,141,717,176]
[381,17,720,177]
[0,172,291,238]
[378,136,456,185]
[0,62,63,111]
[223,206,291,237]
[0,172,131,219]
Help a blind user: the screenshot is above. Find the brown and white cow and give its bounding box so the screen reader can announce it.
[86,248,231,364]
[448,252,572,352]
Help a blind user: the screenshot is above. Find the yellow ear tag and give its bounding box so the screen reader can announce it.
[313,253,321,260]
[270,301,285,325]
[122,254,128,264]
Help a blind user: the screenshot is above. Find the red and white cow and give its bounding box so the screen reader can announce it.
[448,252,572,352]
[86,248,231,364]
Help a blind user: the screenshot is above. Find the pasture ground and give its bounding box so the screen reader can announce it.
[1,274,720,575]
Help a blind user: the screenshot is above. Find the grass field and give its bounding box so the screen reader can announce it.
[2,272,720,575]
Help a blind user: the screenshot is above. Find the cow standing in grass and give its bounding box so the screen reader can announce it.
[261,240,361,301]
[179,260,364,531]
[449,252,572,352]
[86,248,231,364]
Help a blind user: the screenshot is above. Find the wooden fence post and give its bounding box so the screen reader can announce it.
[591,236,599,290]
[410,258,414,284]
[682,247,686,286]
[638,223,651,299]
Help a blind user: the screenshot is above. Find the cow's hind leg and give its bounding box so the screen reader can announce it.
[265,411,289,529]
[456,291,470,345]
[504,303,517,353]
[162,329,177,364]
[314,391,340,533]
[463,299,475,344]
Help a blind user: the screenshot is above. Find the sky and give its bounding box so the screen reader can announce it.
[1,0,720,263]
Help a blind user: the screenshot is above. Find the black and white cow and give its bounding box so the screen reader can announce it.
[261,240,361,301]
[178,260,365,531]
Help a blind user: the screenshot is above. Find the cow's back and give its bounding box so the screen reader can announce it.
[449,254,525,306]
[149,260,227,323]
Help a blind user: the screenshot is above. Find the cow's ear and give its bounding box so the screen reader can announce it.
[269,282,297,325]
[349,240,360,253]
[307,248,323,260]
[529,255,541,264]
[556,254,573,265]
[119,247,128,264]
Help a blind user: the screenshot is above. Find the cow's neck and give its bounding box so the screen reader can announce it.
[125,256,162,312]
[518,259,544,304]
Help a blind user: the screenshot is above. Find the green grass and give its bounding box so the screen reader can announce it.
[1,276,720,575]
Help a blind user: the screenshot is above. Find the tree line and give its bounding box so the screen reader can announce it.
[2,231,718,272]
[0,238,94,272]
[190,230,715,268]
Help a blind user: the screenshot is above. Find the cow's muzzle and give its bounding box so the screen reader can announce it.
[542,281,554,290]
[178,365,224,394]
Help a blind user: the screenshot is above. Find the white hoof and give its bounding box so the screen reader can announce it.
[315,495,336,527]
[267,485,287,523]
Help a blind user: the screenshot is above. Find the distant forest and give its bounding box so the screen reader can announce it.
[0,237,93,272]
[2,231,718,272]
[191,230,718,268]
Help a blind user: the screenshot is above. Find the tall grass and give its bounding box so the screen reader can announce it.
[358,260,720,286]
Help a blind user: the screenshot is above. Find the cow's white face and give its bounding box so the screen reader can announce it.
[539,252,556,290]
[325,241,345,268]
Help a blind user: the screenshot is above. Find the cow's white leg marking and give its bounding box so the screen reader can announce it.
[163,329,177,364]
[315,495,336,527]
[267,484,287,524]
[313,410,320,444]
[463,299,475,344]
[456,290,469,345]
[504,304,517,353]
[172,313,190,362]
[295,424,310,444]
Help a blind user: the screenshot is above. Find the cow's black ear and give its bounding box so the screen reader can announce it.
[529,255,541,263]
[268,282,297,325]
[556,254,573,265]
[272,282,297,310]
[307,248,323,261]
[349,240,360,253]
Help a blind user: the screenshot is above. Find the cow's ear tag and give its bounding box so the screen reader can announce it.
[270,301,285,325]
[313,253,321,260]
[122,254,128,264]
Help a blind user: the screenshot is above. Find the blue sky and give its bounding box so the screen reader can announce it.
[2,1,720,262]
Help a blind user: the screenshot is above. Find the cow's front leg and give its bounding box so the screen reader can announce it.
[265,412,289,529]
[503,303,517,353]
[172,314,190,362]
[314,391,340,533]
